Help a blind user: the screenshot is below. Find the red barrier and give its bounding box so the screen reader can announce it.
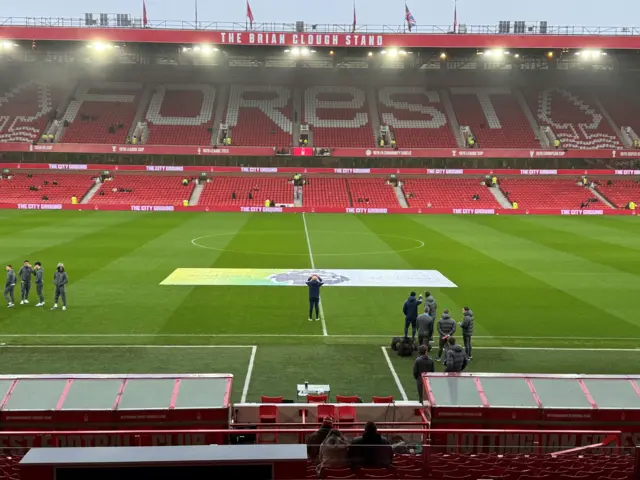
[2,162,640,176]
[3,142,640,160]
[0,203,635,216]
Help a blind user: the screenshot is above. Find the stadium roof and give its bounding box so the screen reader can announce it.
[2,16,640,49]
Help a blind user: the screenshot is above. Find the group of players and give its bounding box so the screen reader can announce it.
[4,261,69,310]
[403,290,474,361]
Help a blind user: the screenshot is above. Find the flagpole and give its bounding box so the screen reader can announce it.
[403,2,406,33]
[195,0,198,29]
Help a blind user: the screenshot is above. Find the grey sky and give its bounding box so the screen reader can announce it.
[2,0,636,29]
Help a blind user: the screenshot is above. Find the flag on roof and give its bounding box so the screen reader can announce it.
[247,0,255,27]
[405,3,417,32]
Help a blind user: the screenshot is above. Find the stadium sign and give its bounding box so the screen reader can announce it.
[220,32,384,47]
[17,204,63,210]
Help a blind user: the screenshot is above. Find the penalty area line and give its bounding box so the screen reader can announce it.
[381,346,408,401]
[241,346,258,403]
[0,344,256,349]
[302,213,328,337]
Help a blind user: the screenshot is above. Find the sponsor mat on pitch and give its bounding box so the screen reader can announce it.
[161,268,457,288]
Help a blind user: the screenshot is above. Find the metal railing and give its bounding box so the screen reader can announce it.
[1,16,640,36]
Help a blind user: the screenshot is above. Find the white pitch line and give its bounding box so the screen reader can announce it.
[302,213,328,336]
[0,333,637,340]
[241,346,258,403]
[0,345,255,349]
[1,345,638,353]
[474,346,640,352]
[381,346,408,401]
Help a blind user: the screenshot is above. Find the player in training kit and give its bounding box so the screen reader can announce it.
[18,260,33,305]
[34,262,45,307]
[51,263,68,311]
[4,265,16,308]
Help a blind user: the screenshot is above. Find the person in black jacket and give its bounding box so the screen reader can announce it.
[306,275,323,322]
[348,422,393,468]
[402,291,422,340]
[413,345,435,403]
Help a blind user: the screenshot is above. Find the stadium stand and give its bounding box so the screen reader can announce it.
[89,175,194,206]
[144,84,216,145]
[0,80,60,144]
[198,177,292,206]
[0,173,95,203]
[348,179,400,208]
[303,178,351,207]
[524,87,623,150]
[60,82,143,144]
[224,85,293,146]
[402,179,499,209]
[304,86,373,148]
[498,178,607,209]
[595,180,640,208]
[449,88,540,148]
[597,90,640,143]
[377,87,457,148]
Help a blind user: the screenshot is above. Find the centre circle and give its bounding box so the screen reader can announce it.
[191,231,425,257]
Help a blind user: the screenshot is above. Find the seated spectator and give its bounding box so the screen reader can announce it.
[317,430,350,475]
[307,417,333,462]
[42,195,48,201]
[232,191,236,200]
[108,124,116,134]
[348,421,393,468]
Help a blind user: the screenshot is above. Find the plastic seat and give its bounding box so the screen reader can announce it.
[317,404,336,422]
[258,405,278,423]
[372,396,394,403]
[260,395,283,403]
[335,395,359,403]
[337,405,356,423]
[321,468,354,479]
[308,394,329,403]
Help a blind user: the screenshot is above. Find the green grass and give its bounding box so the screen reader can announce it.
[1,211,639,403]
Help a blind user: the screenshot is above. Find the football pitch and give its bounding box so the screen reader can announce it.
[1,210,640,404]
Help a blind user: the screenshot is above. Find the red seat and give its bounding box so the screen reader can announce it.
[372,396,394,403]
[321,468,354,479]
[317,404,336,422]
[308,394,329,403]
[260,396,283,403]
[362,475,395,479]
[337,405,356,424]
[335,395,359,403]
[258,405,278,423]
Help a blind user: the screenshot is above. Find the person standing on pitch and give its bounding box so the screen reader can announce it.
[402,291,422,340]
[4,265,16,308]
[436,309,457,362]
[18,260,33,305]
[416,308,434,348]
[459,307,474,360]
[306,275,323,321]
[51,263,68,311]
[444,337,468,373]
[424,291,437,322]
[34,262,45,307]
[413,345,435,403]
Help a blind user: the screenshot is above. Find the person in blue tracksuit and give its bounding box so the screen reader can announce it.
[402,291,422,340]
[306,275,324,322]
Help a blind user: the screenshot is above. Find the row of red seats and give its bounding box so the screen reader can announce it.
[2,79,635,149]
